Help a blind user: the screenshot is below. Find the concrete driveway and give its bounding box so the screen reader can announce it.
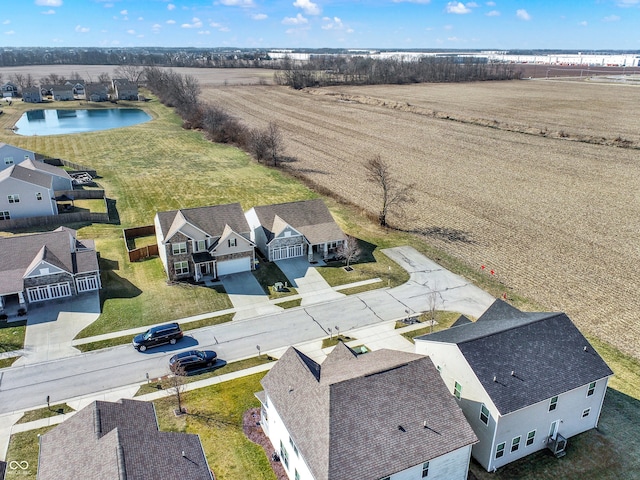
[275,257,344,306]
[14,292,101,366]
[220,272,283,320]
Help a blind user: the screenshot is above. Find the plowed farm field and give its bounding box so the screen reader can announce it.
[200,79,640,359]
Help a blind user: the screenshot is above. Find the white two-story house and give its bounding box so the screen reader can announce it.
[257,343,478,480]
[154,203,256,282]
[414,300,613,472]
[0,165,58,220]
[0,143,36,172]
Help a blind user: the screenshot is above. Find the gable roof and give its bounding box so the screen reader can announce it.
[261,344,477,480]
[0,164,53,189]
[416,300,614,415]
[38,399,213,480]
[19,158,72,180]
[0,228,99,295]
[250,199,346,245]
[156,203,250,243]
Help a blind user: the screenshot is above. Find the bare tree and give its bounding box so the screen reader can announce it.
[114,64,144,84]
[249,128,269,163]
[164,366,188,415]
[97,72,111,84]
[365,154,414,227]
[265,122,284,167]
[336,235,362,269]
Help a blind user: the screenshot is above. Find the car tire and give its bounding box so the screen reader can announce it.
[169,338,177,345]
[139,345,147,352]
[207,362,212,367]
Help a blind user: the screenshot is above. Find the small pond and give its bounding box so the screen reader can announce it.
[13,108,152,136]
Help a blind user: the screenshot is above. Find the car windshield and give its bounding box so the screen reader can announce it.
[143,331,152,340]
[196,351,205,359]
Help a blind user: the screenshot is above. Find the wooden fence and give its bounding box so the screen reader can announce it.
[42,158,97,178]
[0,211,110,230]
[123,225,159,262]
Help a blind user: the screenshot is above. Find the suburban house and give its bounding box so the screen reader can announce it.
[65,80,85,97]
[21,86,43,103]
[245,199,346,262]
[40,84,54,98]
[37,399,213,480]
[155,203,256,282]
[20,158,73,191]
[50,84,74,101]
[0,143,36,172]
[0,227,100,312]
[112,78,139,100]
[414,300,614,472]
[85,83,109,102]
[257,343,478,480]
[1,82,18,98]
[0,164,58,219]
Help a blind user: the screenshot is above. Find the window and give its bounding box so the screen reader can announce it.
[549,396,558,411]
[582,408,591,418]
[289,436,299,456]
[454,381,462,399]
[280,440,289,469]
[4,157,13,165]
[436,365,442,374]
[174,261,189,275]
[7,194,19,203]
[195,239,206,252]
[228,238,237,247]
[526,430,536,447]
[511,436,521,453]
[587,381,596,397]
[0,211,10,220]
[422,461,429,478]
[480,404,490,425]
[36,192,42,201]
[295,470,300,480]
[172,242,187,255]
[495,442,505,459]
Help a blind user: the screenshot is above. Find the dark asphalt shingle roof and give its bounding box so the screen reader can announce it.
[416,300,614,415]
[250,199,346,245]
[156,203,250,243]
[20,158,72,180]
[260,343,477,480]
[0,164,53,189]
[38,399,213,480]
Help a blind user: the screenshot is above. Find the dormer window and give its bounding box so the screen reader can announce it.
[228,238,237,247]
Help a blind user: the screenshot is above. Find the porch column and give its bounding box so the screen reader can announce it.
[307,244,313,262]
[323,243,328,259]
[18,291,26,305]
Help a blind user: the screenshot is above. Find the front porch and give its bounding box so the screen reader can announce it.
[0,293,28,321]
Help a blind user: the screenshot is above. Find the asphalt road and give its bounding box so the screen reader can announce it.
[0,246,494,415]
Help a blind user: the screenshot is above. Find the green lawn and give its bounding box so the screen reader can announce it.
[397,310,463,343]
[252,261,298,299]
[15,404,74,425]
[4,426,53,480]
[0,319,26,354]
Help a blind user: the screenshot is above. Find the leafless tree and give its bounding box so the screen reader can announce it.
[25,74,35,88]
[364,154,415,227]
[336,235,362,268]
[114,64,144,84]
[265,122,284,167]
[426,283,443,333]
[97,72,111,84]
[249,128,269,163]
[9,73,24,89]
[164,366,188,415]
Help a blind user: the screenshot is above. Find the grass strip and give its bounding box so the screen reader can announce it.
[16,404,75,425]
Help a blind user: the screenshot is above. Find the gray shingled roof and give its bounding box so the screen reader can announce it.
[38,399,213,480]
[251,199,346,245]
[20,158,72,180]
[0,164,53,189]
[0,228,98,295]
[156,203,250,243]
[416,300,614,415]
[260,343,477,480]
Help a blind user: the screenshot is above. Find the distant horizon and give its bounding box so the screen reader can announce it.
[2,1,639,51]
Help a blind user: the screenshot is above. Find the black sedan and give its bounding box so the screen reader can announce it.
[169,350,218,374]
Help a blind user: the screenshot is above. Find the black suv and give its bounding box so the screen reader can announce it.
[132,323,183,351]
[169,350,218,374]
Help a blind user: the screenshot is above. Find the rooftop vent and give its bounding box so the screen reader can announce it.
[398,425,406,432]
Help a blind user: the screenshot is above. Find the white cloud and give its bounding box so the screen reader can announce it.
[516,9,531,20]
[446,2,471,14]
[322,16,351,31]
[198,30,211,34]
[603,14,621,21]
[579,20,587,26]
[466,2,479,6]
[75,25,90,33]
[167,3,176,10]
[392,0,431,3]
[486,1,495,5]
[127,29,136,34]
[182,17,203,28]
[120,9,128,15]
[166,19,176,24]
[2,20,9,24]
[35,0,62,6]
[252,13,268,20]
[138,16,144,21]
[4,30,15,35]
[448,36,461,41]
[220,0,255,6]
[152,23,162,31]
[293,0,320,15]
[486,10,500,16]
[282,13,308,24]
[616,0,640,6]
[41,9,55,14]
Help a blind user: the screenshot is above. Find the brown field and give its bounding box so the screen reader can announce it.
[197,77,640,360]
[1,66,639,360]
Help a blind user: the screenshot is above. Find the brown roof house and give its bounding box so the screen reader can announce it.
[414,300,614,472]
[0,227,100,315]
[256,343,478,480]
[155,203,256,282]
[245,199,346,262]
[37,398,213,480]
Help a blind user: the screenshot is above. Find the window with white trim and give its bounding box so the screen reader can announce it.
[582,408,591,418]
[480,404,490,425]
[549,396,558,411]
[511,436,521,453]
[4,157,13,165]
[0,211,10,220]
[526,430,536,446]
[36,192,43,201]
[495,442,505,459]
[195,239,206,252]
[422,461,429,477]
[280,440,289,469]
[454,381,462,399]
[174,261,189,275]
[172,242,187,255]
[228,238,237,247]
[289,436,299,457]
[294,470,300,480]
[7,194,19,203]
[587,381,596,397]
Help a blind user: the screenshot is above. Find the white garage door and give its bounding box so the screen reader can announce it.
[76,275,100,293]
[217,257,251,276]
[26,282,72,303]
[271,244,304,261]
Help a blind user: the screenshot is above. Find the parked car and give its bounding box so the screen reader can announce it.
[169,350,218,374]
[132,323,183,351]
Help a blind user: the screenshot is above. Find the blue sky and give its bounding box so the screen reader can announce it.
[2,0,638,50]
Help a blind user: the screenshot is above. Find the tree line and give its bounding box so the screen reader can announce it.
[274,55,521,89]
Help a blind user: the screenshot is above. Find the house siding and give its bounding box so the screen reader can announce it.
[154,215,169,274]
[0,177,57,219]
[1,146,35,172]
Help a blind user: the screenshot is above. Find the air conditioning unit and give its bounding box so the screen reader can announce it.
[547,433,567,457]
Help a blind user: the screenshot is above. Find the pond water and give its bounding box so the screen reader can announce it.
[13,108,151,136]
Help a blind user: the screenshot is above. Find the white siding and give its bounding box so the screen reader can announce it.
[245,208,269,257]
[0,177,56,219]
[387,445,472,480]
[0,145,35,172]
[154,214,168,276]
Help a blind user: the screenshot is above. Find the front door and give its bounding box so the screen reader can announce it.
[549,420,559,440]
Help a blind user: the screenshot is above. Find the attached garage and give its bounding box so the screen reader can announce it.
[216,257,252,277]
[76,275,100,293]
[270,244,304,261]
[26,282,72,303]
